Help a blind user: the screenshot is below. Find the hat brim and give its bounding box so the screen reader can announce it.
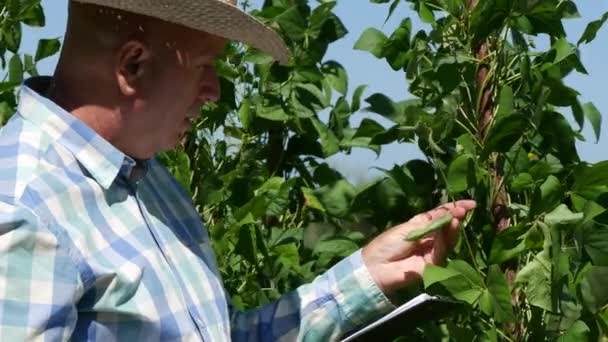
[72,0,290,64]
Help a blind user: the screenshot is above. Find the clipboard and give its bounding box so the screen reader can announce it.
[340,293,466,342]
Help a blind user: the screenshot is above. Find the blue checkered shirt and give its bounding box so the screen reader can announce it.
[0,77,393,341]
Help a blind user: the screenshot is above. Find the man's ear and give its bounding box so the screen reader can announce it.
[116,41,151,96]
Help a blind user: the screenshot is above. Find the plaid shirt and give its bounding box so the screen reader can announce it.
[0,77,393,341]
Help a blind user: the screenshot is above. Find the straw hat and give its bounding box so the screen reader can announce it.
[71,0,289,64]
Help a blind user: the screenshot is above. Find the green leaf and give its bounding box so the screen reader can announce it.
[558,320,590,342]
[0,81,21,93]
[552,37,576,64]
[353,118,385,139]
[313,237,358,257]
[23,54,38,76]
[384,0,401,23]
[469,0,510,45]
[442,0,463,15]
[497,85,514,117]
[544,204,583,226]
[447,260,484,288]
[19,3,45,27]
[382,19,411,70]
[579,266,608,313]
[578,11,608,45]
[301,187,325,212]
[349,177,406,221]
[571,100,585,130]
[513,15,534,34]
[273,243,301,271]
[530,175,563,217]
[418,2,435,24]
[236,224,258,265]
[424,264,484,304]
[243,49,274,64]
[489,224,528,264]
[483,115,529,156]
[364,93,397,119]
[583,224,608,266]
[354,28,388,58]
[480,265,514,323]
[308,2,338,39]
[4,22,22,53]
[351,85,367,113]
[511,173,535,192]
[238,99,253,130]
[315,180,356,218]
[255,177,284,194]
[516,251,552,311]
[275,6,307,41]
[170,151,192,192]
[8,54,23,83]
[573,161,608,200]
[447,154,476,194]
[311,118,339,157]
[296,83,330,109]
[322,61,348,95]
[33,38,59,62]
[423,264,463,287]
[582,102,602,143]
[538,111,579,164]
[256,105,289,122]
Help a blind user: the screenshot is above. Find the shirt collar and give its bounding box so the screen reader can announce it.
[17,77,145,188]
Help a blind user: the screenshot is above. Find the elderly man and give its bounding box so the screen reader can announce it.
[0,0,475,341]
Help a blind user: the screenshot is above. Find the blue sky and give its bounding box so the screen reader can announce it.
[24,0,607,182]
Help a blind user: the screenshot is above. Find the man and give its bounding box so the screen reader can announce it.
[0,0,476,340]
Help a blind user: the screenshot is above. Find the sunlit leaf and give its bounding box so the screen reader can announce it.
[516,251,553,311]
[311,118,339,157]
[418,2,435,24]
[447,154,476,194]
[354,28,387,58]
[322,61,348,95]
[558,320,590,342]
[544,204,583,226]
[313,237,358,257]
[301,187,325,212]
[578,11,608,45]
[582,102,602,143]
[552,38,575,64]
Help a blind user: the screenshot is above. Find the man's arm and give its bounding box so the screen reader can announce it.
[0,203,82,341]
[230,249,393,341]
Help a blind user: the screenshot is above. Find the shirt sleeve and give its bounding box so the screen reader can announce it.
[230,249,395,341]
[0,203,82,341]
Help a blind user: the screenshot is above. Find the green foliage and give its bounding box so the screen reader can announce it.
[0,0,57,125]
[3,0,608,340]
[354,0,608,339]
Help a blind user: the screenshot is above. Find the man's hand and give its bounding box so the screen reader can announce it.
[362,200,477,295]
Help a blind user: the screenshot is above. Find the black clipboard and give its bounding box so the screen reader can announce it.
[340,293,466,342]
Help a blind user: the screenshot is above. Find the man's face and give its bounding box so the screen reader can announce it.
[128,26,226,157]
